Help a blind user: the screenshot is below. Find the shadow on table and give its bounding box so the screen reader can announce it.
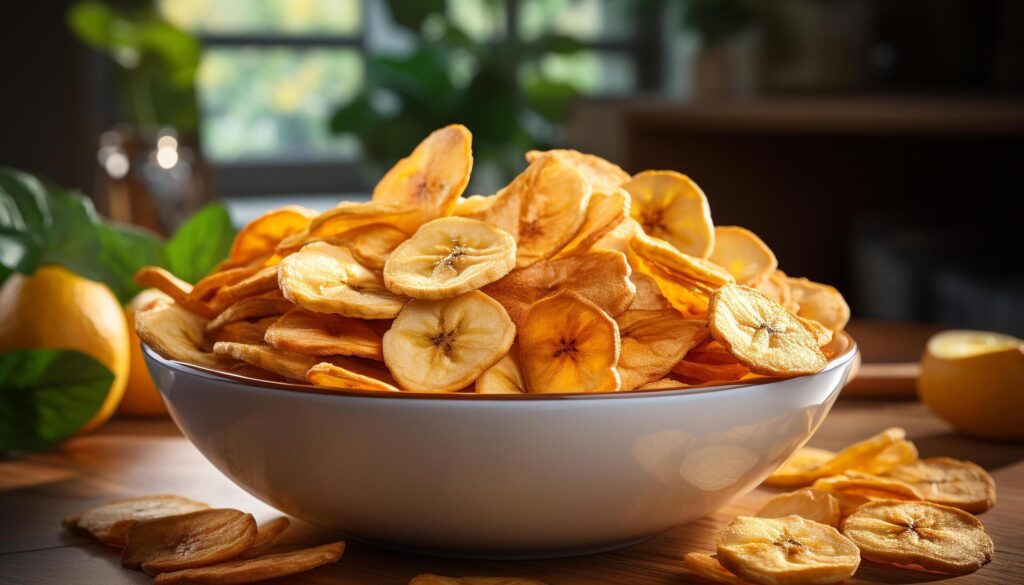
[912,432,1024,472]
[854,560,955,584]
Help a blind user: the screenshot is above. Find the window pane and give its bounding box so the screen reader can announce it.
[448,0,507,41]
[518,0,636,41]
[198,48,363,161]
[539,50,635,95]
[160,0,361,35]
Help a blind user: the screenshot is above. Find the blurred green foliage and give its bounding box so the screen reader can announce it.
[330,0,585,186]
[67,0,200,132]
[673,0,760,48]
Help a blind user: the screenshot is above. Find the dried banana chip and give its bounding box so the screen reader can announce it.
[483,249,635,327]
[593,214,635,253]
[373,124,472,220]
[122,508,257,575]
[552,188,629,258]
[382,291,515,392]
[278,242,406,319]
[228,206,317,267]
[631,255,712,317]
[764,447,837,488]
[708,284,826,376]
[212,342,318,381]
[208,316,278,346]
[635,378,684,391]
[628,271,670,311]
[208,265,281,312]
[505,157,592,268]
[883,457,996,513]
[757,488,842,528]
[798,316,833,347]
[616,310,707,391]
[476,344,526,394]
[752,270,796,312]
[821,427,906,476]
[813,472,920,501]
[205,291,293,334]
[153,541,345,584]
[135,300,236,370]
[306,358,401,392]
[686,339,741,365]
[624,170,714,258]
[630,225,733,286]
[329,223,408,271]
[709,226,778,286]
[683,552,752,584]
[842,500,993,575]
[716,515,860,585]
[134,266,218,318]
[787,277,850,334]
[63,495,210,547]
[278,201,421,252]
[189,265,260,306]
[239,517,290,559]
[849,439,918,475]
[264,308,383,360]
[671,359,750,384]
[526,148,630,195]
[384,217,516,300]
[519,291,621,394]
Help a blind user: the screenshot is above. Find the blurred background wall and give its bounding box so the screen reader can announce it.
[1,0,1022,334]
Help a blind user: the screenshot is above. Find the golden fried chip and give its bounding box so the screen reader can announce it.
[205,291,293,334]
[384,217,516,300]
[526,148,630,195]
[624,170,714,258]
[552,188,629,258]
[239,517,290,559]
[483,249,635,327]
[135,300,236,370]
[63,495,210,547]
[671,359,750,384]
[849,439,918,475]
[708,284,826,376]
[798,316,833,347]
[329,223,408,270]
[616,310,707,391]
[476,344,526,394]
[820,427,906,476]
[883,457,996,513]
[757,488,842,528]
[373,124,472,220]
[208,317,278,346]
[716,515,860,585]
[507,157,592,268]
[519,291,620,394]
[228,206,317,267]
[764,447,837,488]
[635,378,684,390]
[753,270,797,313]
[686,339,740,365]
[277,201,421,252]
[189,265,261,306]
[134,266,218,318]
[212,342,318,381]
[627,271,670,310]
[306,359,401,392]
[382,291,515,392]
[630,255,712,317]
[630,225,733,287]
[841,500,993,575]
[278,242,406,319]
[411,574,548,585]
[683,552,752,584]
[264,308,383,360]
[786,277,850,333]
[813,472,920,501]
[122,508,257,575]
[154,541,345,584]
[709,226,778,286]
[832,491,873,518]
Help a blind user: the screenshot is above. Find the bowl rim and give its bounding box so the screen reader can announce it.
[142,331,857,401]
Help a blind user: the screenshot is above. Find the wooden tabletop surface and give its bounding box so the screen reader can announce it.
[0,397,1020,584]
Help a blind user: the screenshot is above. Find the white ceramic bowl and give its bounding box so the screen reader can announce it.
[144,334,857,559]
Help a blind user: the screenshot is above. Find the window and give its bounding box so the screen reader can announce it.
[161,0,661,196]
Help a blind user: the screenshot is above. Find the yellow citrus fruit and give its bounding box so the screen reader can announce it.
[0,266,129,432]
[918,330,1024,440]
[119,289,172,417]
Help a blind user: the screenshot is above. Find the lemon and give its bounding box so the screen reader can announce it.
[0,266,130,432]
[918,330,1024,440]
[119,289,172,417]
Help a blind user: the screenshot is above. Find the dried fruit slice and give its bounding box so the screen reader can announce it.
[526,148,630,195]
[631,255,712,317]
[849,439,918,475]
[628,272,670,311]
[373,124,472,220]
[671,358,750,384]
[841,500,993,575]
[630,225,733,287]
[708,284,826,376]
[212,342,318,381]
[753,271,796,312]
[813,472,920,501]
[765,447,837,488]
[686,339,740,365]
[786,277,850,333]
[63,495,210,547]
[205,291,293,334]
[228,206,317,267]
[134,266,217,318]
[798,317,833,348]
[757,488,842,528]
[411,574,548,585]
[264,308,383,360]
[277,201,421,252]
[616,310,707,391]
[189,266,260,306]
[208,265,281,312]
[382,291,515,392]
[709,226,778,286]
[208,317,278,346]
[636,378,684,391]
[239,517,290,559]
[716,515,860,585]
[683,552,752,585]
[519,291,620,394]
[122,508,257,575]
[506,157,591,268]
[483,249,635,327]
[624,170,714,258]
[278,242,406,319]
[552,188,629,259]
[883,457,996,513]
[306,358,401,392]
[135,300,236,370]
[476,344,526,394]
[383,217,516,300]
[821,427,906,476]
[593,215,635,253]
[329,223,408,270]
[153,541,345,584]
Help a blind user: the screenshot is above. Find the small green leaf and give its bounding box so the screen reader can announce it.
[66,1,116,50]
[165,203,235,283]
[0,349,114,453]
[96,222,166,303]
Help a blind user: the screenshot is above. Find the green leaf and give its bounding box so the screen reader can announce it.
[66,1,116,50]
[384,0,445,32]
[0,349,114,453]
[96,222,166,302]
[164,203,235,283]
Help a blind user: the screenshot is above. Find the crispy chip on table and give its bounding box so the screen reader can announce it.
[153,541,345,584]
[683,552,753,584]
[757,488,842,528]
[122,508,257,575]
[63,495,209,547]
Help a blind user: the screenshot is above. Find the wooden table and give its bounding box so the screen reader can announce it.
[1,400,1020,584]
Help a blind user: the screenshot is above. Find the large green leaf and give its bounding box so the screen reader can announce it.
[164,203,235,284]
[96,222,167,302]
[0,349,114,453]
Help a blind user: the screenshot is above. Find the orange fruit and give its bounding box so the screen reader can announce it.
[119,289,173,417]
